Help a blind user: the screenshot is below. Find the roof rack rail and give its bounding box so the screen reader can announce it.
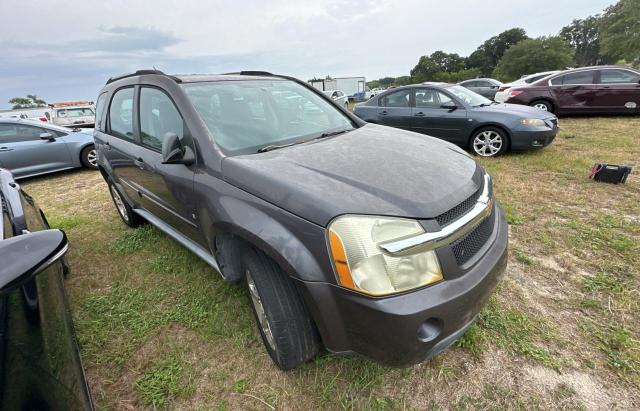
[222,70,274,76]
[105,70,182,85]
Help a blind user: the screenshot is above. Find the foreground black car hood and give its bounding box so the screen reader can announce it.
[222,124,483,227]
[473,103,552,118]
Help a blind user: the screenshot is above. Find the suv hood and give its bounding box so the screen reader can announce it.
[473,103,552,118]
[222,124,483,227]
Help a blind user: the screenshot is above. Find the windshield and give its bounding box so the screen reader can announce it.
[182,80,355,155]
[446,85,492,107]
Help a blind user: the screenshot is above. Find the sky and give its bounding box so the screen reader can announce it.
[0,0,616,109]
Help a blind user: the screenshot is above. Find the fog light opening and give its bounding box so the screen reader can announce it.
[417,318,443,343]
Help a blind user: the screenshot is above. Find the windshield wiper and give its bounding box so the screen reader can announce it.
[473,103,492,107]
[257,129,352,153]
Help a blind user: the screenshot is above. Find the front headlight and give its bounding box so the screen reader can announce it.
[328,215,443,296]
[520,118,546,127]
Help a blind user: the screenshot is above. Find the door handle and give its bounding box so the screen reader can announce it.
[133,157,145,169]
[104,142,111,151]
[379,110,388,116]
[0,147,13,152]
[414,112,426,117]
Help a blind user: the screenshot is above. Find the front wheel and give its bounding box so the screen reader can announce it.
[80,145,98,169]
[244,248,320,370]
[470,127,508,157]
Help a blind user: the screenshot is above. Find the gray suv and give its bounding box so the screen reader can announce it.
[94,70,508,369]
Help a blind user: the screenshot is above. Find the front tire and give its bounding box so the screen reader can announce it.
[244,248,320,370]
[470,127,509,157]
[107,177,143,227]
[530,100,553,113]
[80,145,98,169]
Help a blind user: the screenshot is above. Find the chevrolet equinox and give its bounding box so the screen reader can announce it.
[94,70,508,369]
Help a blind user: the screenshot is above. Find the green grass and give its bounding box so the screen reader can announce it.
[134,351,196,408]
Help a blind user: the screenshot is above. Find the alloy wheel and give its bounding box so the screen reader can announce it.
[473,130,503,157]
[246,269,276,351]
[87,149,98,167]
[533,102,549,111]
[109,185,129,222]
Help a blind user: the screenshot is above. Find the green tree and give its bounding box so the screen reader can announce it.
[599,0,640,64]
[560,16,604,66]
[467,28,529,76]
[410,51,466,82]
[493,36,575,81]
[9,94,47,109]
[394,76,412,86]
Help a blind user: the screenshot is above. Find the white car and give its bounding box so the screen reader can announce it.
[494,71,561,103]
[322,90,349,109]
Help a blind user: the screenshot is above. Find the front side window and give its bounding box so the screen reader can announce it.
[182,79,355,155]
[599,69,640,84]
[382,89,411,107]
[414,89,453,108]
[139,87,184,150]
[109,88,135,140]
[0,124,45,143]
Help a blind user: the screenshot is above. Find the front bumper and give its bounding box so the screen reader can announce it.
[297,203,508,366]
[510,126,558,151]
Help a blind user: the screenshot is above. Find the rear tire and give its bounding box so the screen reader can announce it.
[80,145,98,169]
[530,100,553,113]
[107,177,143,227]
[244,248,320,370]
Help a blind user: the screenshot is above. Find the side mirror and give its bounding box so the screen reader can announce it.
[40,132,55,141]
[440,103,458,111]
[161,132,194,165]
[0,229,68,294]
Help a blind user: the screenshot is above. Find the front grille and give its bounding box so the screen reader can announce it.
[451,212,495,266]
[435,189,481,227]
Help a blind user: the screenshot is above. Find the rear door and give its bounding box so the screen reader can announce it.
[595,68,640,114]
[548,70,597,113]
[0,123,73,178]
[376,89,413,130]
[411,88,469,144]
[133,86,200,240]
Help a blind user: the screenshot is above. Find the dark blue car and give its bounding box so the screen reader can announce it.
[354,82,559,157]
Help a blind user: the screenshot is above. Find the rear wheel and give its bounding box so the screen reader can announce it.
[107,177,143,227]
[530,100,553,113]
[470,127,509,157]
[80,145,98,169]
[244,248,320,370]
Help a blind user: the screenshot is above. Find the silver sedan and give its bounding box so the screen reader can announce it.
[322,90,349,109]
[0,118,97,179]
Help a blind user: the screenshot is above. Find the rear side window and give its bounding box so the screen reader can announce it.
[109,88,135,140]
[381,90,411,107]
[139,87,184,150]
[551,71,594,85]
[599,69,640,84]
[95,93,108,131]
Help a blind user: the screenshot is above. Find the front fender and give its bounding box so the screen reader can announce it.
[196,178,334,283]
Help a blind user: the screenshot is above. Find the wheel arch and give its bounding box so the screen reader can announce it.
[77,142,95,166]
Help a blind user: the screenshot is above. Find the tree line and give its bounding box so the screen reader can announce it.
[368,0,639,88]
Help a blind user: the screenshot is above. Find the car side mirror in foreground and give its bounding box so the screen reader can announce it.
[440,103,458,111]
[40,132,55,141]
[162,132,194,165]
[0,229,68,294]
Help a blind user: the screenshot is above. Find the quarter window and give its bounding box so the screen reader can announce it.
[95,93,108,131]
[109,88,135,140]
[139,87,184,150]
[382,89,411,107]
[600,69,640,84]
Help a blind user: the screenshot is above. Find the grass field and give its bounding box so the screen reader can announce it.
[22,117,639,410]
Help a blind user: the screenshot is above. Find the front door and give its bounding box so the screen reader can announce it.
[0,123,73,178]
[595,68,640,114]
[376,89,413,130]
[133,86,200,240]
[411,88,469,145]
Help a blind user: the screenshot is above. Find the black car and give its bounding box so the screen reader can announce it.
[95,70,508,369]
[354,83,559,157]
[0,168,93,410]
